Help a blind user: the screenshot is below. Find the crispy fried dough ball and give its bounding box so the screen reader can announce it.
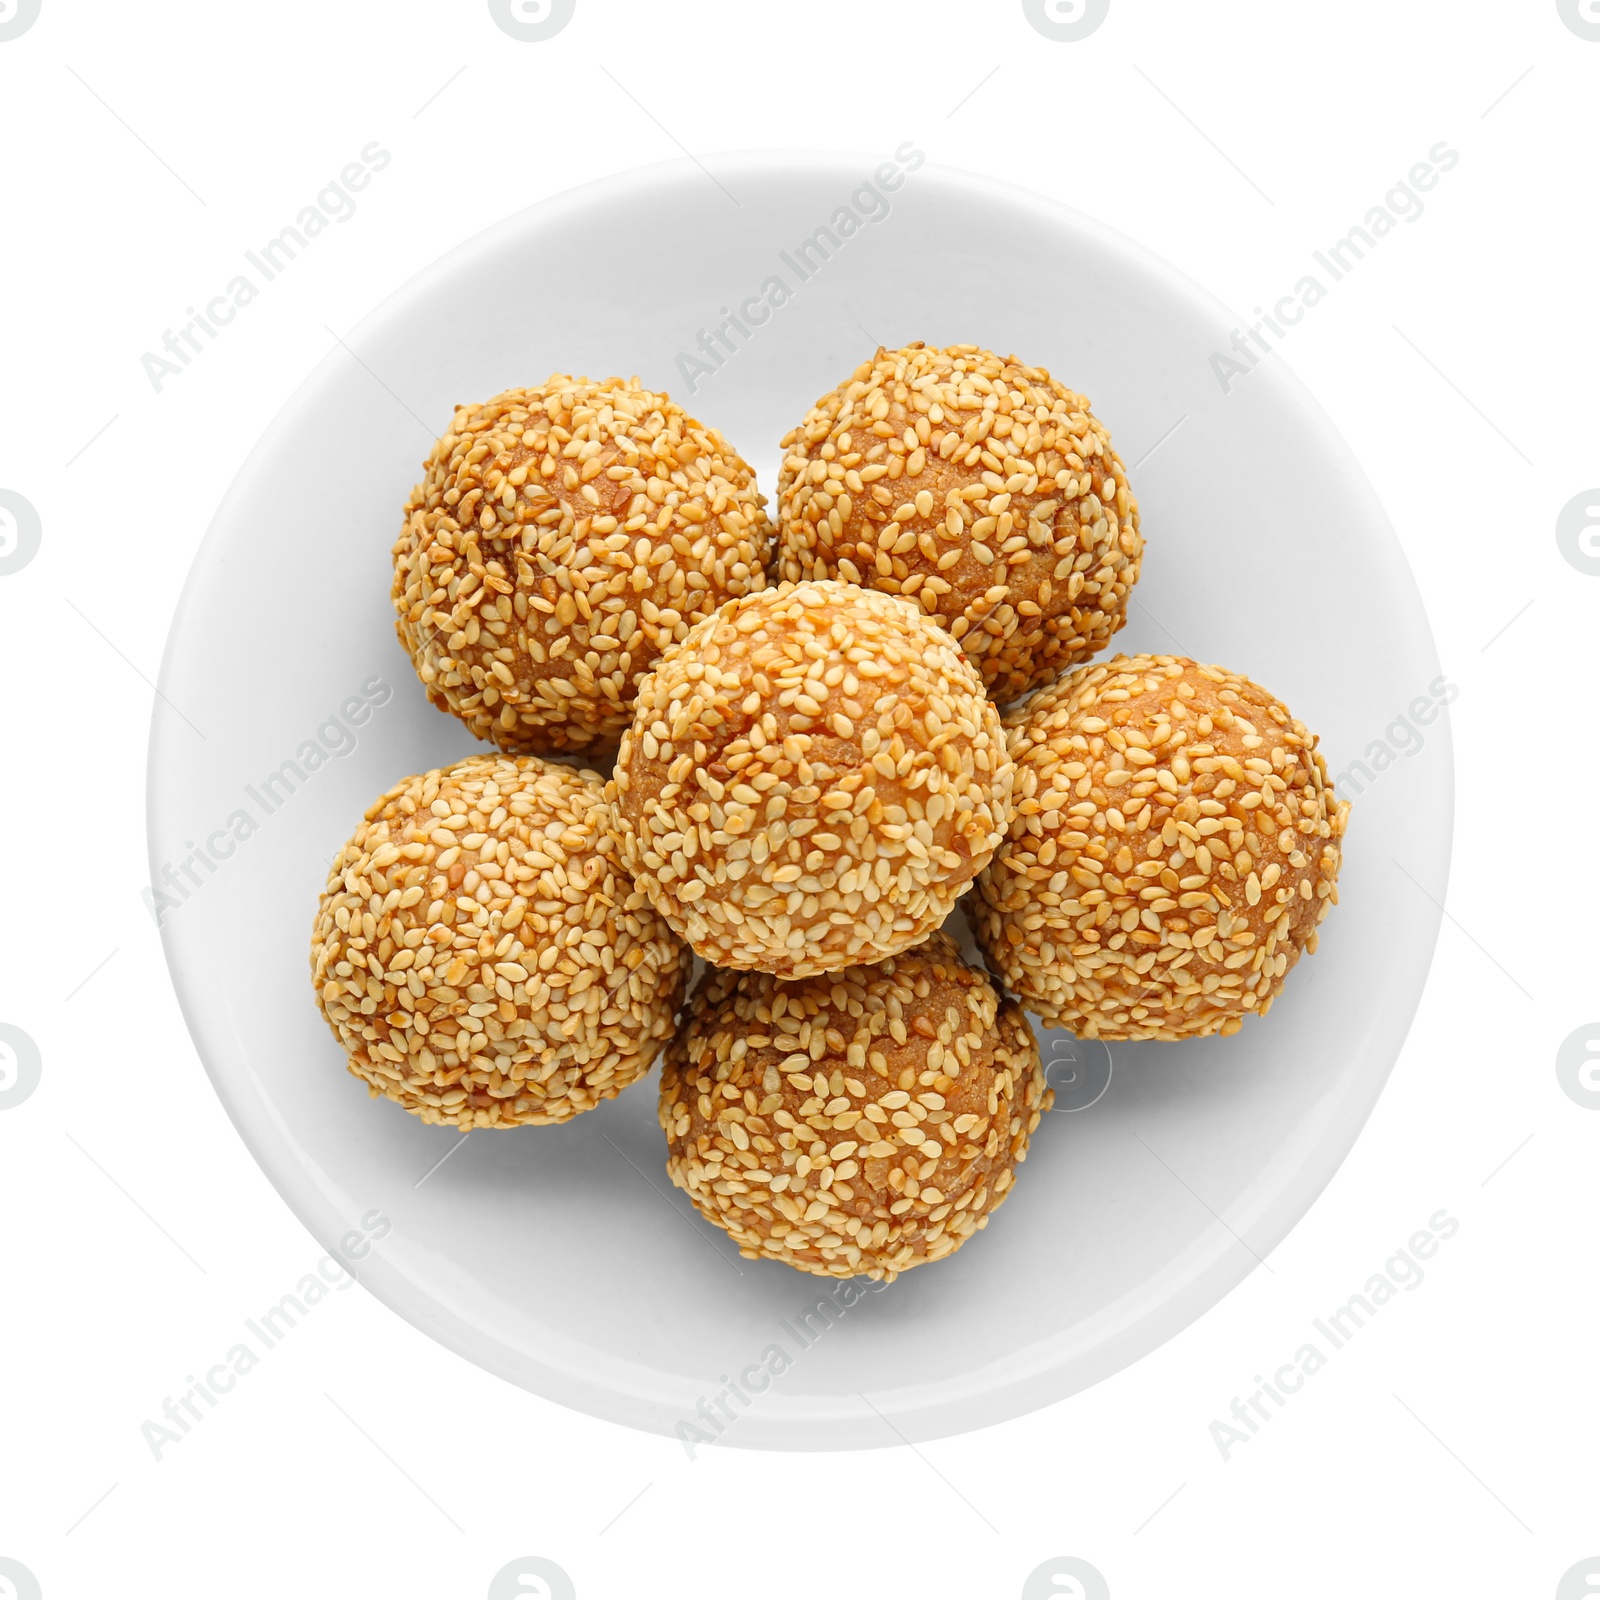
[971,655,1348,1039]
[393,377,771,755]
[660,933,1051,1280]
[776,344,1141,703]
[311,754,690,1127]
[608,580,1014,978]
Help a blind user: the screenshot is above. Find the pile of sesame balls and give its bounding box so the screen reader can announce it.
[311,347,1349,1282]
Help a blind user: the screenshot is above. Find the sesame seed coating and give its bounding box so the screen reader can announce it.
[660,933,1050,1280]
[775,344,1142,704]
[607,579,1015,978]
[393,377,772,756]
[971,655,1348,1040]
[311,753,691,1127]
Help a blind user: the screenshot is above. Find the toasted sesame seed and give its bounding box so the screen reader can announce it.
[606,580,1015,978]
[659,932,1050,1281]
[969,654,1348,1041]
[775,344,1142,704]
[393,378,772,756]
[310,753,691,1128]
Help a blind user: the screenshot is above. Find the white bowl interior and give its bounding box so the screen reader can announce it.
[150,153,1450,1447]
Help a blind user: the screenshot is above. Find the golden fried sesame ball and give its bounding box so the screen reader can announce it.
[608,580,1014,979]
[660,932,1051,1281]
[971,655,1348,1040]
[775,343,1142,704]
[393,377,772,756]
[311,753,690,1128]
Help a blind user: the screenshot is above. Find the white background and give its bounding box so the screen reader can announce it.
[1,2,1595,1597]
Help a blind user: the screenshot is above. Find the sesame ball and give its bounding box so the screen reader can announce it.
[775,343,1142,703]
[971,655,1349,1040]
[393,377,772,756]
[608,579,1015,978]
[660,933,1051,1281]
[311,753,690,1128]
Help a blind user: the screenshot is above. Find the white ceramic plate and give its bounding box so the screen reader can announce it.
[150,153,1451,1449]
